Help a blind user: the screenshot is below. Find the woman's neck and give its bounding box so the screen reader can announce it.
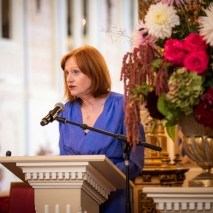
[81,93,110,109]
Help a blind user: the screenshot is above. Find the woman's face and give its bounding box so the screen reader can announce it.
[64,56,92,98]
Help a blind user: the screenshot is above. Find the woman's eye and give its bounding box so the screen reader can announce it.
[73,70,80,75]
[65,69,80,76]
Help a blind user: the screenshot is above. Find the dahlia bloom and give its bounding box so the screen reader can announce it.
[194,88,213,128]
[132,21,157,49]
[199,3,213,46]
[145,90,165,120]
[144,2,180,39]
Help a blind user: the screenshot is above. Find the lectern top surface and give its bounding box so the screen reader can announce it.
[0,154,107,162]
[0,155,134,189]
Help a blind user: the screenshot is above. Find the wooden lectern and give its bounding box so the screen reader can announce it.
[0,155,133,213]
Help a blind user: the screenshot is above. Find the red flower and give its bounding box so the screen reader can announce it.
[164,39,186,66]
[183,51,209,74]
[145,90,165,120]
[194,88,213,128]
[184,33,208,52]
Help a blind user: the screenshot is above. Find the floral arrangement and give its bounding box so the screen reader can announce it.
[121,0,213,145]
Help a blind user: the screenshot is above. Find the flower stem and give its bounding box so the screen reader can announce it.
[180,4,191,33]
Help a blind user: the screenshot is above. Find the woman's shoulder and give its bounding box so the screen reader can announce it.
[106,92,124,109]
[108,91,124,100]
[59,100,79,118]
[64,99,79,107]
[62,100,80,113]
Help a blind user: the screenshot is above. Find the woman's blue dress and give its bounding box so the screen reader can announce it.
[58,92,145,213]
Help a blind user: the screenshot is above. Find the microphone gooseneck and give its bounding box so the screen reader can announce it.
[40,102,65,126]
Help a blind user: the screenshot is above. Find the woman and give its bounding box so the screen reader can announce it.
[59,45,145,213]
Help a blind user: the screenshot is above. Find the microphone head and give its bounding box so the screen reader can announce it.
[40,119,48,126]
[40,102,65,126]
[6,151,12,156]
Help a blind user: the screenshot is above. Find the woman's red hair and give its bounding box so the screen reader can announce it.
[61,45,111,101]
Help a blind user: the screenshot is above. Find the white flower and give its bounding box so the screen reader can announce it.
[199,3,213,46]
[144,2,180,39]
[132,21,157,49]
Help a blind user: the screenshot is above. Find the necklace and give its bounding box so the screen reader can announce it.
[83,107,92,120]
[83,102,105,120]
[85,112,92,120]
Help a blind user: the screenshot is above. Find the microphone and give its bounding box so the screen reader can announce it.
[6,151,12,156]
[40,102,65,126]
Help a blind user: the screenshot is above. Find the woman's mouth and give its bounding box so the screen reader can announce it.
[69,85,76,90]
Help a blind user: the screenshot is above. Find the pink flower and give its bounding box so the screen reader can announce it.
[164,39,186,66]
[132,21,157,49]
[183,51,209,74]
[184,33,208,52]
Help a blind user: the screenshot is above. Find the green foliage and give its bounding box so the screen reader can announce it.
[150,119,157,134]
[166,125,176,142]
[156,39,165,48]
[166,69,204,115]
[132,83,154,100]
[157,93,182,126]
[152,59,162,69]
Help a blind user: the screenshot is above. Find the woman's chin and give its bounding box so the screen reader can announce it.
[70,91,78,97]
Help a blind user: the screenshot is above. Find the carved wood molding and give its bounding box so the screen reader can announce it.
[138,190,158,213]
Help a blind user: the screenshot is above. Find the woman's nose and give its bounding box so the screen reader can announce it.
[66,73,74,82]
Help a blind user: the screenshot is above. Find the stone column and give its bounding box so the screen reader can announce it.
[71,0,83,49]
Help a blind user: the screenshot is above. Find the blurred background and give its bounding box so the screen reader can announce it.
[0,0,139,189]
